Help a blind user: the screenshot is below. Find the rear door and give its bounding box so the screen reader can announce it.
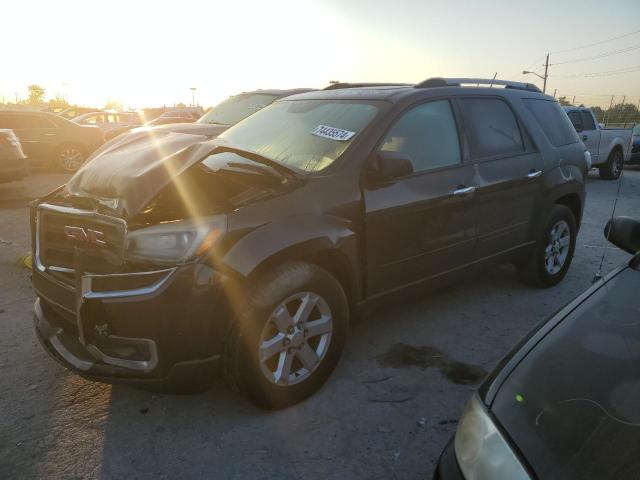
[567,110,600,163]
[363,99,478,296]
[578,109,600,162]
[457,97,544,259]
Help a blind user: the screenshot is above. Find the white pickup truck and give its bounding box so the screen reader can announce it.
[563,106,633,180]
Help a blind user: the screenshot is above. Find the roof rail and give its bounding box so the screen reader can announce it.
[415,77,542,93]
[323,82,411,90]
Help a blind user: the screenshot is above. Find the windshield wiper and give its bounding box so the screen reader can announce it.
[213,144,303,179]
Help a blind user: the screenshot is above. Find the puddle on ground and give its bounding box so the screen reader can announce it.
[376,344,486,385]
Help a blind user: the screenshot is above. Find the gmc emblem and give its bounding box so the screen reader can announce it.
[64,226,107,246]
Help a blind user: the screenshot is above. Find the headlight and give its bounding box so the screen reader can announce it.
[454,394,530,480]
[126,216,226,264]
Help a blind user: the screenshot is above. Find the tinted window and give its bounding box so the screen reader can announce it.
[459,98,524,158]
[567,111,583,131]
[523,100,580,147]
[492,267,640,480]
[380,100,460,172]
[0,114,54,129]
[581,111,596,130]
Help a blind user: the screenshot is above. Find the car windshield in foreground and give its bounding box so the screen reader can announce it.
[218,100,379,172]
[197,93,279,126]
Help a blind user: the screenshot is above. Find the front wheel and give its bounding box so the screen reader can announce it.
[599,149,624,180]
[223,262,348,409]
[518,205,577,288]
[56,145,86,172]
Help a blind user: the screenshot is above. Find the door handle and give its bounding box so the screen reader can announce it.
[527,170,543,179]
[582,135,588,141]
[453,186,476,197]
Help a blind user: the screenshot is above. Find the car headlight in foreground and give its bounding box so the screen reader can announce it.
[126,216,226,264]
[454,394,530,480]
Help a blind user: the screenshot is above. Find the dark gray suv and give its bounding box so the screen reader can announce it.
[32,78,588,408]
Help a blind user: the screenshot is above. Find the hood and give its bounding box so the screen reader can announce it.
[66,129,223,218]
[135,122,230,137]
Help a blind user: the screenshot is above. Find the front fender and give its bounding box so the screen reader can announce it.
[220,213,360,286]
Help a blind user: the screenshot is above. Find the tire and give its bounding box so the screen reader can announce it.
[599,149,624,180]
[56,144,87,172]
[223,262,348,409]
[518,205,576,288]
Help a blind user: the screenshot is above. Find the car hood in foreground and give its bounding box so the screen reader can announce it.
[490,264,640,479]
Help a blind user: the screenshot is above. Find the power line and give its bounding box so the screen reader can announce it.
[551,28,640,55]
[552,65,640,78]
[550,43,640,65]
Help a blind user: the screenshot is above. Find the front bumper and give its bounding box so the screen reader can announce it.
[33,262,230,386]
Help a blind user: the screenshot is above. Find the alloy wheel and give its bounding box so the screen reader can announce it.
[59,147,84,172]
[544,220,570,275]
[258,291,333,386]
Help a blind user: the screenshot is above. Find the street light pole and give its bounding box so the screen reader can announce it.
[522,53,549,94]
[543,53,549,94]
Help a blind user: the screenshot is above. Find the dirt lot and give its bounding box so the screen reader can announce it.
[1,169,638,479]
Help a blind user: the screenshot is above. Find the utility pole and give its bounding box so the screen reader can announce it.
[553,88,557,98]
[543,53,549,94]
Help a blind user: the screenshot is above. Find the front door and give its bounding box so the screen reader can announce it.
[363,99,477,297]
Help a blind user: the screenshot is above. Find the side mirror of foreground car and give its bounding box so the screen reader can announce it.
[605,216,640,255]
[370,151,414,181]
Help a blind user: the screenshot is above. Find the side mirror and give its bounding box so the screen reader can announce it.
[605,217,640,255]
[598,123,605,129]
[370,151,414,180]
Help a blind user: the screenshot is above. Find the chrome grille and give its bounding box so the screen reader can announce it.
[36,205,126,283]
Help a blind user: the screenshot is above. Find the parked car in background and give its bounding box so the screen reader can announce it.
[32,78,587,409]
[0,129,27,182]
[157,107,203,120]
[72,111,142,134]
[108,89,315,142]
[58,106,100,120]
[434,215,640,480]
[144,115,195,127]
[564,106,633,179]
[0,111,104,172]
[629,123,640,165]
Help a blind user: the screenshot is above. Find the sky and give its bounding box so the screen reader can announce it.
[1,0,639,109]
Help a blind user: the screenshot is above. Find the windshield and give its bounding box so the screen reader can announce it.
[218,100,379,172]
[197,93,279,126]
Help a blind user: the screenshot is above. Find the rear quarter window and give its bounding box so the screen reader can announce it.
[523,99,579,147]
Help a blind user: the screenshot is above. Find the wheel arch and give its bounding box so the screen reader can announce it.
[219,215,363,307]
[553,192,583,227]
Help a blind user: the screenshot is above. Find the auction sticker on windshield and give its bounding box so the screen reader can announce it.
[311,125,356,141]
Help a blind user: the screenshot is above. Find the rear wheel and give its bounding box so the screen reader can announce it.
[518,205,576,288]
[223,262,348,409]
[599,149,624,180]
[56,145,86,172]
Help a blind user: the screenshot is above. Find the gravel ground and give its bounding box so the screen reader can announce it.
[0,168,638,479]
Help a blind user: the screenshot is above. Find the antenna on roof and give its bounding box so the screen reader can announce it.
[489,72,497,88]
